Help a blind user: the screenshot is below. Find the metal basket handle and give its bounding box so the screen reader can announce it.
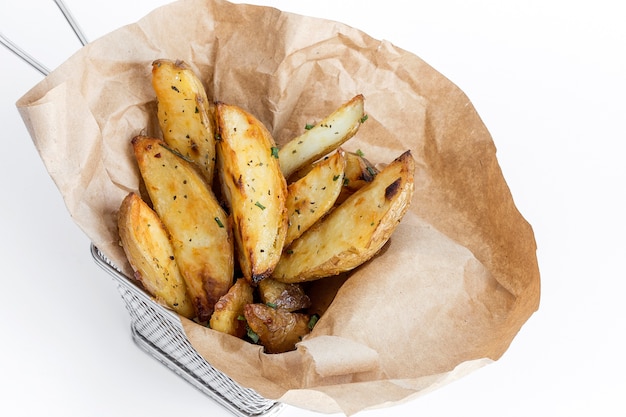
[1,0,88,76]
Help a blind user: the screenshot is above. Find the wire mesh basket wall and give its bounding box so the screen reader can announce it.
[91,244,283,417]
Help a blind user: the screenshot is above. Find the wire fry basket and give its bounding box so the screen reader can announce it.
[91,245,283,417]
[3,2,282,416]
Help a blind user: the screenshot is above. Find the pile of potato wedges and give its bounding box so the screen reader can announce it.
[117,59,415,353]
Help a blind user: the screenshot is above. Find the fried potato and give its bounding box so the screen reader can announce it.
[244,303,311,354]
[152,59,216,184]
[272,150,415,283]
[335,149,379,204]
[284,150,346,247]
[278,94,365,178]
[132,135,234,322]
[215,103,288,284]
[258,278,311,312]
[209,278,254,338]
[117,192,195,319]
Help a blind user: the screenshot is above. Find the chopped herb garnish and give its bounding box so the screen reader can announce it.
[308,314,319,330]
[305,123,315,130]
[247,327,260,344]
[237,315,246,321]
[158,143,194,163]
[214,217,224,228]
[360,114,369,123]
[333,174,340,181]
[366,166,377,176]
[271,146,280,159]
[356,149,365,157]
[266,302,277,309]
[255,201,266,210]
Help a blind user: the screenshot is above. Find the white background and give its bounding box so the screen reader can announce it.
[1,1,624,416]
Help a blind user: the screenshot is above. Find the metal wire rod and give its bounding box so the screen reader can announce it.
[1,1,88,76]
[0,32,50,76]
[53,0,89,46]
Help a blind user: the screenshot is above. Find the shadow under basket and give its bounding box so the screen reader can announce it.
[90,244,283,417]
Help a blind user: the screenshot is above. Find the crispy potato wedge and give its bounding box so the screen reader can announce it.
[244,303,311,354]
[258,278,311,312]
[278,94,365,178]
[209,278,254,338]
[132,135,234,322]
[272,150,415,283]
[117,192,195,319]
[215,103,288,284]
[335,149,379,204]
[284,150,346,247]
[152,59,216,184]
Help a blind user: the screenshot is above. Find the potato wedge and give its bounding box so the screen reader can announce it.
[258,278,311,312]
[152,59,216,184]
[284,150,346,247]
[272,150,415,283]
[279,94,365,178]
[244,303,311,354]
[132,135,234,322]
[117,192,195,319]
[209,278,254,338]
[215,103,288,284]
[335,149,380,205]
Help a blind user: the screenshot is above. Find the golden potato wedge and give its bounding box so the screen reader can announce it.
[152,59,216,184]
[209,278,254,338]
[272,150,415,283]
[244,303,311,354]
[278,94,365,178]
[336,149,379,204]
[284,149,346,247]
[215,103,288,284]
[132,135,234,322]
[258,278,311,312]
[117,192,195,319]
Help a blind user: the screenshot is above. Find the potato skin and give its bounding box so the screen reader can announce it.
[210,278,254,338]
[272,150,415,283]
[117,192,195,319]
[244,304,311,354]
[132,135,234,321]
[258,278,311,312]
[152,59,216,184]
[335,150,379,205]
[215,103,288,284]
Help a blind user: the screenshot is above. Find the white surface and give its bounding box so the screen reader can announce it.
[1,1,624,416]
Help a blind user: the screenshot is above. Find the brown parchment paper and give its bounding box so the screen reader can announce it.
[16,0,540,414]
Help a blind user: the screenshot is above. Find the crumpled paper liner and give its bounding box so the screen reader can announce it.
[16,0,540,415]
